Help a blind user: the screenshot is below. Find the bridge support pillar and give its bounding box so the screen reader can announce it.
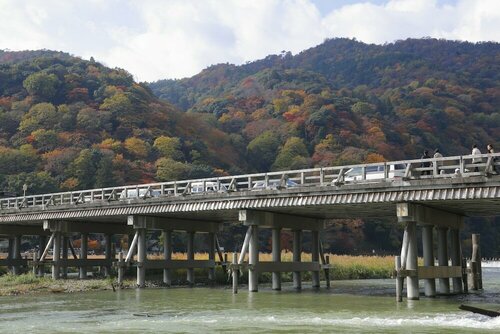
[38,235,46,276]
[272,228,281,290]
[311,230,320,288]
[62,236,69,278]
[422,225,436,297]
[79,233,88,279]
[397,203,464,301]
[249,225,259,292]
[406,221,419,300]
[239,210,323,292]
[208,232,216,282]
[11,235,22,275]
[104,234,112,277]
[52,231,61,280]
[450,228,463,293]
[187,231,195,286]
[163,230,172,286]
[136,228,147,288]
[437,227,450,294]
[293,230,302,290]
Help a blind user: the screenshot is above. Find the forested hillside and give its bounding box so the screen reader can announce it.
[0,51,244,196]
[150,38,499,170]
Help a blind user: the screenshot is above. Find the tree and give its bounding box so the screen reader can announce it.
[19,103,59,134]
[272,137,310,171]
[95,152,116,187]
[156,158,190,181]
[30,129,59,153]
[23,72,60,101]
[247,131,281,172]
[69,149,101,189]
[124,137,150,159]
[153,136,184,160]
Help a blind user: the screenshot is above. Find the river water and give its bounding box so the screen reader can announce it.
[1,266,499,333]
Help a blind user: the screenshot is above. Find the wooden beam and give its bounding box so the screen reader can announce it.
[397,203,464,229]
[239,210,323,231]
[144,259,215,269]
[43,220,131,234]
[127,215,222,233]
[0,225,50,236]
[255,261,320,272]
[418,265,462,279]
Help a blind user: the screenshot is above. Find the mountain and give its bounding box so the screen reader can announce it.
[150,38,499,170]
[0,50,241,195]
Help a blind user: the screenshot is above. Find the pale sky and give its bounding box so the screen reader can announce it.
[0,0,498,82]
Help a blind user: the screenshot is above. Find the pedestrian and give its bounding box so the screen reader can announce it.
[433,148,443,174]
[487,144,499,174]
[421,150,431,176]
[471,144,482,172]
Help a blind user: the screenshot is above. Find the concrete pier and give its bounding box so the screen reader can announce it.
[38,235,46,276]
[62,236,68,278]
[249,225,259,292]
[187,231,195,286]
[437,227,450,294]
[450,228,463,293]
[422,225,436,297]
[311,230,320,288]
[12,235,21,275]
[163,230,172,286]
[406,221,419,300]
[79,233,88,279]
[293,230,302,290]
[272,228,281,290]
[208,232,216,282]
[137,228,146,288]
[52,231,61,280]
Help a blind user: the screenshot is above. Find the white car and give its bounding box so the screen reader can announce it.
[190,181,227,193]
[119,188,161,199]
[252,179,299,190]
[332,164,406,185]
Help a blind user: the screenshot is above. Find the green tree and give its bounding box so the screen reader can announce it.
[18,103,59,134]
[153,136,184,160]
[23,72,60,101]
[156,158,191,181]
[95,152,116,188]
[3,171,58,195]
[272,137,310,171]
[69,149,101,189]
[247,131,281,172]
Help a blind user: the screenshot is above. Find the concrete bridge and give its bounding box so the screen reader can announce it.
[0,153,499,300]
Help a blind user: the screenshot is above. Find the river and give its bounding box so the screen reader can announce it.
[1,266,499,333]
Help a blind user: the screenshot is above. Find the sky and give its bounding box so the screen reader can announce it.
[0,0,498,82]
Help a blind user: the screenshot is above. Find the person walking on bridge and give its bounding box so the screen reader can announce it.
[487,144,499,174]
[472,144,482,172]
[433,148,443,175]
[421,150,431,176]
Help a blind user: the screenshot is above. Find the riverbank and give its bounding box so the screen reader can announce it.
[0,254,397,296]
[0,273,139,296]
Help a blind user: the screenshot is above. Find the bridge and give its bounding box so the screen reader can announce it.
[0,153,499,300]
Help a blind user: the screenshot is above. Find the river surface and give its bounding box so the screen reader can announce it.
[1,266,499,333]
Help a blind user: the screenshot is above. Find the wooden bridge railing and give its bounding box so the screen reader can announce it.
[1,153,498,210]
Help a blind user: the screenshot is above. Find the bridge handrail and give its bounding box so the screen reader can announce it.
[1,153,498,210]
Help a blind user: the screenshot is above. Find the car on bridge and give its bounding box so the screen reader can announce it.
[191,181,227,193]
[119,188,161,199]
[252,179,299,190]
[332,164,406,185]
